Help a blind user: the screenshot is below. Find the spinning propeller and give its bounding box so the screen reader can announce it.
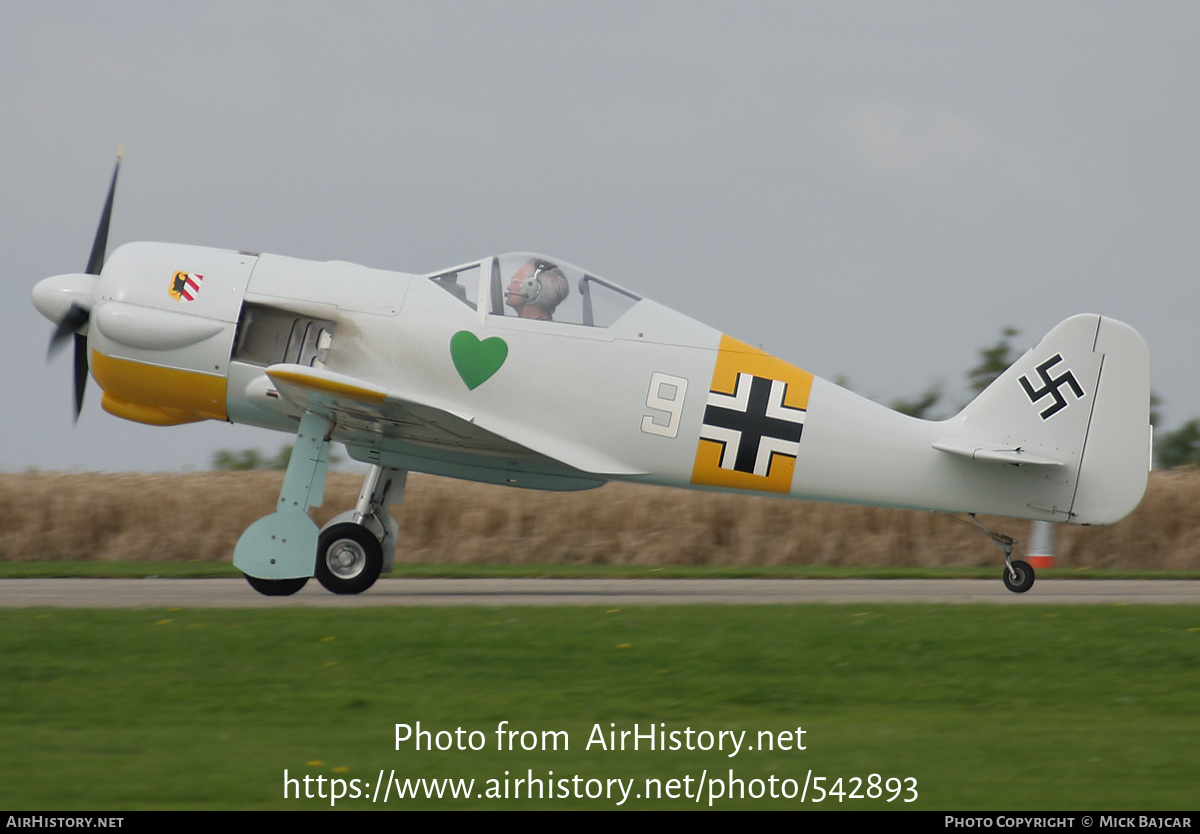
[43,147,122,421]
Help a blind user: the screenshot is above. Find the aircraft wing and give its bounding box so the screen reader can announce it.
[264,364,646,480]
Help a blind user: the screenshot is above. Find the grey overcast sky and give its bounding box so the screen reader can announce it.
[4,1,1198,472]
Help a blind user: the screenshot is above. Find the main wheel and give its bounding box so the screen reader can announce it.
[316,523,383,595]
[244,574,309,596]
[1002,559,1035,594]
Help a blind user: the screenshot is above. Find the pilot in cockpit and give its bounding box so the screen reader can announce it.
[504,259,569,321]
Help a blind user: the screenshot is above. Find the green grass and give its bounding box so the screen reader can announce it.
[1,605,1197,809]
[2,561,1198,580]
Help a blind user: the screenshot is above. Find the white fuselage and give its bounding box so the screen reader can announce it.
[69,242,1150,525]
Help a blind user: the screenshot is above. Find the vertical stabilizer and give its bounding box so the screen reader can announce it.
[947,314,1149,524]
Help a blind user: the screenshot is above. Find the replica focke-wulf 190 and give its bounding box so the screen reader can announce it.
[33,154,1151,595]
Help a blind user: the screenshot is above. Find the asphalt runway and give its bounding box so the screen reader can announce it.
[0,577,1197,607]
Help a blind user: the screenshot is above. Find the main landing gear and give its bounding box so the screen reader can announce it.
[314,464,404,595]
[956,513,1036,594]
[315,523,382,595]
[234,411,406,597]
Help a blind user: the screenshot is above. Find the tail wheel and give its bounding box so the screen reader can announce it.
[316,523,383,595]
[245,575,309,596]
[1002,559,1035,594]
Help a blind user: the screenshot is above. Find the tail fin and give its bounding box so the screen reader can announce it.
[944,315,1150,524]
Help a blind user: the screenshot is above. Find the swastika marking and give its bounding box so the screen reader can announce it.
[1018,353,1084,420]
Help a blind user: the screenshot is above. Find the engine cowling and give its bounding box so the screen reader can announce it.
[87,242,256,425]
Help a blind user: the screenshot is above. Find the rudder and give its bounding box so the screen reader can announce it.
[1070,316,1151,524]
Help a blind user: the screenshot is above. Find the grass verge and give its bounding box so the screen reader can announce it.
[1,605,1197,809]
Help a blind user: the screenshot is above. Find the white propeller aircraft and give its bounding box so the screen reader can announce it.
[33,153,1151,595]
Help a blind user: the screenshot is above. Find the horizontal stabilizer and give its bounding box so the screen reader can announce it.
[932,437,1064,467]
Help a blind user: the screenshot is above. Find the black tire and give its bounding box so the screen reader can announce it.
[245,574,309,596]
[315,523,383,595]
[1002,560,1035,594]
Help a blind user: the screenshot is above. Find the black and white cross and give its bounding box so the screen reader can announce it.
[700,373,806,477]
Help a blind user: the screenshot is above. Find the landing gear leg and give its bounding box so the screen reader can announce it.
[955,513,1035,594]
[234,411,332,595]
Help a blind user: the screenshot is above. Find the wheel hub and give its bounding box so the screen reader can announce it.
[326,539,366,579]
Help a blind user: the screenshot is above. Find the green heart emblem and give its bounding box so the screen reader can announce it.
[449,331,509,390]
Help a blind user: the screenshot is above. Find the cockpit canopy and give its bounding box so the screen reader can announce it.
[426,253,641,328]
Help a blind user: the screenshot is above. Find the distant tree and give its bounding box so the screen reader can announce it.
[890,382,944,419]
[886,326,1020,419]
[1155,419,1200,469]
[267,445,293,470]
[965,326,1020,396]
[211,446,287,471]
[211,444,340,471]
[210,448,264,471]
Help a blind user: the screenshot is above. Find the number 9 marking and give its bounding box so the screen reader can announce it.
[642,372,688,438]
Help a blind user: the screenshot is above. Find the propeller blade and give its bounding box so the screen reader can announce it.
[48,302,90,358]
[85,145,123,276]
[50,145,122,421]
[73,332,89,420]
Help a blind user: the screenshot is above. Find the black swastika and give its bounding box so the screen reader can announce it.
[1018,353,1084,420]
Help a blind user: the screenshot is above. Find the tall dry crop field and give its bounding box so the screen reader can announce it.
[2,469,1197,569]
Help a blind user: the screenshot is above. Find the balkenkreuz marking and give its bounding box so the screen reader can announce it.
[700,373,806,477]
